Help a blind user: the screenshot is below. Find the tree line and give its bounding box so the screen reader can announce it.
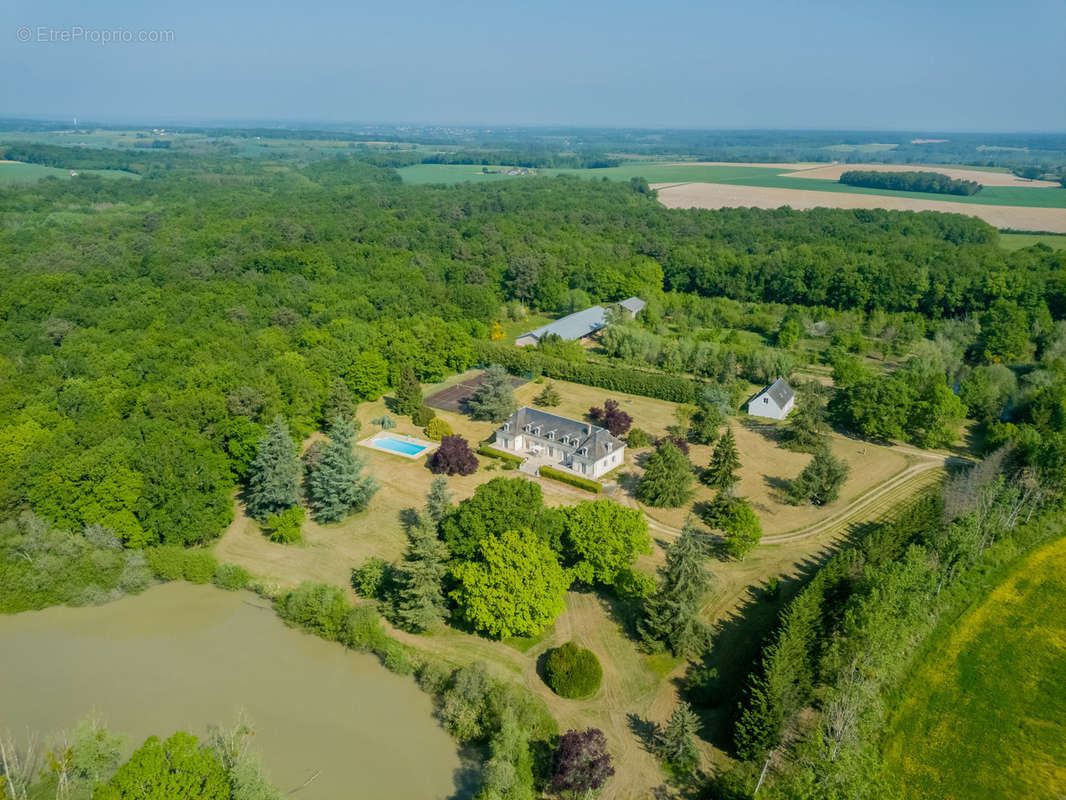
[840,169,982,195]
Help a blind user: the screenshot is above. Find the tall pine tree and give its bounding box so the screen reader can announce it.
[246,415,301,520]
[638,518,711,656]
[657,701,701,775]
[424,476,453,527]
[705,428,741,490]
[307,418,378,523]
[393,365,424,417]
[635,441,694,508]
[397,513,451,632]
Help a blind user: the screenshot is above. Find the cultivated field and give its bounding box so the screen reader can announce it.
[654,181,1066,233]
[999,231,1066,250]
[781,162,1059,187]
[882,534,1066,799]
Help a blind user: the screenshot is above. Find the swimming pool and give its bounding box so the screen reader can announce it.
[374,436,430,456]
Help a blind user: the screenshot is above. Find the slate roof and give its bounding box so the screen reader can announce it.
[618,296,646,314]
[761,377,795,407]
[499,407,624,461]
[520,306,607,342]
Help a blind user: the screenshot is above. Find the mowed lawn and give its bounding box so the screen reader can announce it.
[882,534,1066,799]
[214,374,913,588]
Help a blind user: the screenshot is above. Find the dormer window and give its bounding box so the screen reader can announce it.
[503,422,510,431]
[580,447,588,456]
[533,426,541,436]
[546,431,554,440]
[605,442,612,453]
[524,424,532,432]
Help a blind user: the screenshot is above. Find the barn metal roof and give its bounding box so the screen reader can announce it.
[520,305,607,342]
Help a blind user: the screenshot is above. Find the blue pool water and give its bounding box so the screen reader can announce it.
[374,437,429,456]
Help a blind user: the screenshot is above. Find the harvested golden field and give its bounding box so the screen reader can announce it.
[654,182,1066,233]
[781,162,1058,187]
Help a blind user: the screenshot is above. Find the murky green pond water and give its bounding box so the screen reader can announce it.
[0,582,462,799]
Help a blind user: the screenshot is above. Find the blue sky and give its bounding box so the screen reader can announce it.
[4,0,1064,130]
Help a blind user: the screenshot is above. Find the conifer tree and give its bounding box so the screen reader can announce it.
[638,518,711,656]
[788,446,849,506]
[322,378,357,425]
[780,396,828,452]
[657,701,701,775]
[533,382,562,407]
[705,428,741,490]
[393,365,424,417]
[424,476,453,527]
[467,364,517,422]
[397,513,451,632]
[307,418,378,523]
[635,440,694,508]
[246,415,301,520]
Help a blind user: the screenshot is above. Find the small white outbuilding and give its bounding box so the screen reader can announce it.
[748,378,795,420]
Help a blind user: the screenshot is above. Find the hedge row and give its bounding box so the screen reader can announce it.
[477,444,524,465]
[476,341,702,403]
[539,466,602,493]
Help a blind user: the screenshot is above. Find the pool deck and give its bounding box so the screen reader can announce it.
[357,431,439,460]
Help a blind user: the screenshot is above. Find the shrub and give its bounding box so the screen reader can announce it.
[264,506,305,544]
[627,428,651,448]
[476,341,702,403]
[424,417,453,441]
[412,405,436,426]
[145,545,186,581]
[342,603,391,651]
[352,556,388,599]
[544,642,603,699]
[275,581,351,641]
[182,550,218,584]
[145,546,217,584]
[213,563,251,591]
[539,466,602,493]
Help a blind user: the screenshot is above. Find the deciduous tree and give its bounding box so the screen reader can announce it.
[429,435,479,476]
[550,728,615,798]
[450,529,569,638]
[561,499,651,587]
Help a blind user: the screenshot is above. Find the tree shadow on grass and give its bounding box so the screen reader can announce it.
[762,474,793,504]
[626,712,660,754]
[679,522,871,753]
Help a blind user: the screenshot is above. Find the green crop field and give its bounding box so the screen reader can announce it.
[0,162,139,183]
[882,535,1066,799]
[998,232,1066,250]
[397,161,1066,208]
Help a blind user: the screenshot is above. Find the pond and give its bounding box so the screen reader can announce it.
[0,582,464,799]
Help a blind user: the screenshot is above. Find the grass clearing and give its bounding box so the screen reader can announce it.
[998,231,1066,250]
[0,162,139,183]
[882,535,1066,799]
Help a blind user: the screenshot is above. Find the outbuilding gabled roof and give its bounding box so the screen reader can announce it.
[762,377,795,407]
[520,306,607,342]
[618,296,646,314]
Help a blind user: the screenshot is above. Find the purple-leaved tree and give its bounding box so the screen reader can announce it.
[429,435,479,476]
[589,399,632,437]
[550,728,615,797]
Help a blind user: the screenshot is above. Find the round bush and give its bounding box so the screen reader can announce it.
[213,563,251,591]
[544,642,602,699]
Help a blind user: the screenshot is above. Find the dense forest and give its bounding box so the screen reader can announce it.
[840,169,982,195]
[1,155,1064,551]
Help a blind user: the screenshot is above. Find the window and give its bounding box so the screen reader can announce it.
[605,442,612,453]
[533,426,541,436]
[763,397,769,404]
[580,447,588,456]
[546,431,554,440]
[503,422,510,431]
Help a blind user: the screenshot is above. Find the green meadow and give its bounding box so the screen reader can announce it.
[0,162,139,183]
[998,232,1066,250]
[881,535,1066,799]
